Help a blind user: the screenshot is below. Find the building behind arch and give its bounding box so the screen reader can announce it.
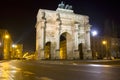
[35,4,92,60]
[0,29,12,59]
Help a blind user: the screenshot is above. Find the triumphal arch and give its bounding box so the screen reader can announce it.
[35,2,92,60]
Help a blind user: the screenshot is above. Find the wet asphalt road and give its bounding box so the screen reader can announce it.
[0,60,120,80]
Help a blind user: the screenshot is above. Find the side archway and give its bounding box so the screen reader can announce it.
[78,43,83,59]
[44,42,51,59]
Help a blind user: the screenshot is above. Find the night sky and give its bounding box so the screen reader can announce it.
[0,0,120,52]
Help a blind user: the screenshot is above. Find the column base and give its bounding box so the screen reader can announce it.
[55,49,60,59]
[84,50,92,59]
[73,50,80,59]
[39,49,45,59]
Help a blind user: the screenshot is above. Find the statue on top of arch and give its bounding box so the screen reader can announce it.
[58,1,73,10]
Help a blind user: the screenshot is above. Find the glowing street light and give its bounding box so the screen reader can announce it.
[102,40,107,45]
[12,44,18,59]
[91,30,98,36]
[12,44,17,48]
[91,30,98,59]
[5,34,10,39]
[102,40,108,59]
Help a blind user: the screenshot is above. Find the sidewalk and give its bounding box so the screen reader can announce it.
[35,59,120,65]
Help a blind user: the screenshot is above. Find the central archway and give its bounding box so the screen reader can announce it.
[44,42,51,59]
[60,33,67,59]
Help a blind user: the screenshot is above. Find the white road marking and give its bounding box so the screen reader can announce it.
[36,76,54,80]
[71,69,101,74]
[72,63,120,68]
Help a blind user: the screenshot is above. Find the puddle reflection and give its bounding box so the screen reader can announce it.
[0,62,36,80]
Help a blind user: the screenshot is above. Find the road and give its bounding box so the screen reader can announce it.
[0,60,120,80]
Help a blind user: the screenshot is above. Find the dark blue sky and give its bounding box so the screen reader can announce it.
[0,0,119,52]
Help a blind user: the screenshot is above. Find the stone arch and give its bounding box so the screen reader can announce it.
[44,42,51,59]
[60,32,73,59]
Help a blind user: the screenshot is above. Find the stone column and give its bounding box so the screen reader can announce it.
[54,13,61,59]
[55,20,61,59]
[74,24,79,50]
[86,26,91,50]
[40,19,46,59]
[35,22,41,60]
[85,24,92,59]
[36,11,46,59]
[73,23,79,59]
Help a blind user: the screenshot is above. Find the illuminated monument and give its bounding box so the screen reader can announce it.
[35,2,92,60]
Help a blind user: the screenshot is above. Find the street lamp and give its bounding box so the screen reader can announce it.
[12,44,17,48]
[12,44,17,59]
[91,30,98,59]
[91,30,98,36]
[102,40,107,45]
[102,40,108,59]
[5,34,10,39]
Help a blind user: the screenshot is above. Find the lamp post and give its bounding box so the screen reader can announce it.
[102,40,108,59]
[4,34,10,59]
[5,34,10,39]
[91,30,98,59]
[12,44,17,59]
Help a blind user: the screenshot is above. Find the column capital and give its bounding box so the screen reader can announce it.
[56,20,61,25]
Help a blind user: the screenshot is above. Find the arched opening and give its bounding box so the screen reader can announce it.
[78,43,83,59]
[60,33,67,59]
[44,42,51,59]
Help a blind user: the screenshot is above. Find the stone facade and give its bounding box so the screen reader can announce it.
[35,7,92,60]
[91,36,120,59]
[0,29,13,59]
